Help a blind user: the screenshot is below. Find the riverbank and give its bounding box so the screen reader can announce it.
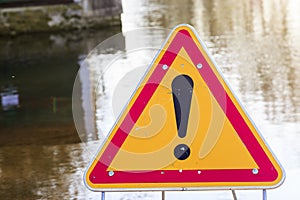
[0,2,122,36]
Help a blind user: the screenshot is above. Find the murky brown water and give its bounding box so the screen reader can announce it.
[1,0,300,199]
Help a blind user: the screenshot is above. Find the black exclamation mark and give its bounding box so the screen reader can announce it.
[172,75,194,160]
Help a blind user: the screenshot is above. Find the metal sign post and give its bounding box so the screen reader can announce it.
[101,192,105,200]
[231,190,237,200]
[263,189,267,200]
[162,191,165,200]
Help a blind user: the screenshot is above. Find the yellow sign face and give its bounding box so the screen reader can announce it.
[84,24,285,191]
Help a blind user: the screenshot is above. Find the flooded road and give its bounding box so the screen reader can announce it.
[1,0,300,199]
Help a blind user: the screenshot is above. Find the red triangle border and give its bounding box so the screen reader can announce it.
[88,27,279,185]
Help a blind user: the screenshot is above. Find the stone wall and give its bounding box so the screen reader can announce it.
[0,1,122,36]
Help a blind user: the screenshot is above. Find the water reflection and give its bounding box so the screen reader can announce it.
[0,142,101,199]
[195,0,300,124]
[0,28,121,146]
[0,85,19,111]
[0,28,122,198]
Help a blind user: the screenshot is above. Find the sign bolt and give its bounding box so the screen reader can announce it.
[162,64,168,70]
[197,63,203,69]
[108,170,114,177]
[252,168,259,175]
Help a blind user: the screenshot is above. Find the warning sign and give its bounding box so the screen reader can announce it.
[84,24,285,191]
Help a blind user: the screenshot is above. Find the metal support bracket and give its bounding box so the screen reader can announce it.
[263,189,267,200]
[162,191,165,200]
[231,190,238,200]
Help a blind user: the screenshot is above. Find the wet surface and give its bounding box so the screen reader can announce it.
[0,29,120,146]
[0,28,121,199]
[1,0,300,199]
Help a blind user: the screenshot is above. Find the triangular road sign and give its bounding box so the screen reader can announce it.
[84,24,285,191]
